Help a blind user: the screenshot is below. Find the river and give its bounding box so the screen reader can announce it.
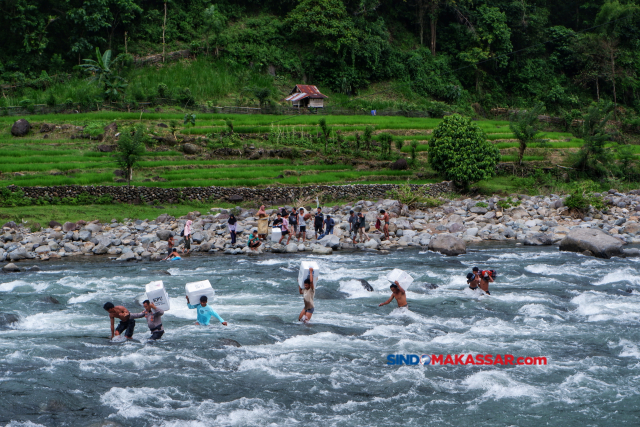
[1,244,639,426]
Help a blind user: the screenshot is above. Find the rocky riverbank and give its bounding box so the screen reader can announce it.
[2,190,640,271]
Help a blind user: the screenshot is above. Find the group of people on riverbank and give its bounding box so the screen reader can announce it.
[161,207,397,257]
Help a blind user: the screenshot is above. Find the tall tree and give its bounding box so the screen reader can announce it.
[509,102,545,165]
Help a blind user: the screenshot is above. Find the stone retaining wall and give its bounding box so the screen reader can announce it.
[7,182,454,205]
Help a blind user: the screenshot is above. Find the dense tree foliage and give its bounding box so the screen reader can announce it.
[429,114,500,187]
[1,0,640,114]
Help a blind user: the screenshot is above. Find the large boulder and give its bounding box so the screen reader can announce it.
[2,263,21,272]
[270,243,286,253]
[428,233,466,256]
[389,158,408,170]
[524,233,553,246]
[228,194,244,203]
[285,243,299,253]
[312,245,333,255]
[63,222,77,232]
[318,235,340,249]
[559,228,624,259]
[11,119,30,137]
[9,247,28,261]
[156,230,172,241]
[183,143,200,154]
[92,244,109,255]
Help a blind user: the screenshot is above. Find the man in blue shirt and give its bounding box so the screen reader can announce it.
[186,295,228,326]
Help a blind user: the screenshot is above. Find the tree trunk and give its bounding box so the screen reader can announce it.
[128,167,133,187]
[418,0,425,46]
[162,1,167,63]
[610,47,617,119]
[429,15,437,55]
[518,142,526,165]
[125,31,128,54]
[596,77,599,101]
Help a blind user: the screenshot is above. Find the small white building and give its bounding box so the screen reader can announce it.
[285,85,328,108]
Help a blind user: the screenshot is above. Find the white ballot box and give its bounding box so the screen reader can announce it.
[185,280,215,304]
[145,281,171,311]
[386,269,414,290]
[271,227,282,242]
[298,260,320,288]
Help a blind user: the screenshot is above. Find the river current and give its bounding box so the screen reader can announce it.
[1,243,639,426]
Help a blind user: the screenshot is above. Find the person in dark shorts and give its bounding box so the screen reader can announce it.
[314,207,324,239]
[288,209,298,236]
[467,272,480,290]
[248,229,261,250]
[130,300,165,340]
[103,302,135,339]
[162,235,175,260]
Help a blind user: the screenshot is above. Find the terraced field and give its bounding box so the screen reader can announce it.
[0,112,583,188]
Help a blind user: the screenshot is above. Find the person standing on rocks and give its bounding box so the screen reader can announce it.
[297,208,307,243]
[182,220,192,255]
[257,205,269,241]
[379,210,390,240]
[378,281,408,309]
[314,208,324,240]
[228,214,237,246]
[278,214,292,245]
[186,295,227,326]
[298,267,315,323]
[130,300,165,340]
[354,212,370,244]
[103,302,135,340]
[323,215,335,236]
[289,209,298,239]
[348,210,357,240]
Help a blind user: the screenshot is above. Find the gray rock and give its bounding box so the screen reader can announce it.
[199,242,212,251]
[622,248,640,257]
[360,279,374,291]
[92,244,109,254]
[2,221,18,229]
[470,207,488,214]
[0,313,19,327]
[156,230,172,241]
[64,243,79,252]
[285,243,299,253]
[140,234,159,245]
[271,243,286,253]
[183,143,200,154]
[428,233,466,256]
[78,230,92,241]
[318,235,340,249]
[364,239,379,249]
[524,233,553,246]
[449,222,464,233]
[465,228,479,237]
[11,118,30,137]
[559,228,624,259]
[35,246,50,254]
[192,232,205,244]
[2,263,21,272]
[312,245,333,255]
[218,338,242,347]
[116,252,137,261]
[85,224,102,233]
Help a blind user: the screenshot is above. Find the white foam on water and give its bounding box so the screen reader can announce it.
[338,279,380,298]
[15,312,96,331]
[594,268,639,286]
[524,264,582,276]
[518,304,564,321]
[0,279,49,293]
[255,259,287,265]
[83,351,166,372]
[463,370,540,401]
[5,422,47,427]
[101,386,191,419]
[571,292,640,322]
[68,292,98,304]
[614,339,640,359]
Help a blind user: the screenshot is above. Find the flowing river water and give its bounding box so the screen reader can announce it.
[1,243,640,426]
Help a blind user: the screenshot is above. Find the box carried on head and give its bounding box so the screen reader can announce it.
[298,260,319,288]
[386,269,414,290]
[145,281,171,311]
[185,280,215,303]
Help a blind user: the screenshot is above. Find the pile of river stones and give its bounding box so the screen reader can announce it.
[2,189,640,272]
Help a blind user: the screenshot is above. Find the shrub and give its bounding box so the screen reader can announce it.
[428,114,500,188]
[564,181,605,212]
[475,202,488,208]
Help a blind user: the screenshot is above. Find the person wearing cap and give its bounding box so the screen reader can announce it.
[378,281,407,309]
[247,228,261,251]
[467,272,480,290]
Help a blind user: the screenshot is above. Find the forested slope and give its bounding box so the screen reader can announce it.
[1,0,639,116]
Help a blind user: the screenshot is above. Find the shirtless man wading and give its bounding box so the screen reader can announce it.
[379,281,407,309]
[103,302,135,339]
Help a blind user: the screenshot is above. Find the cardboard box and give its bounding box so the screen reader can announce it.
[298,260,319,288]
[386,269,414,290]
[185,280,215,304]
[271,227,282,242]
[145,280,171,311]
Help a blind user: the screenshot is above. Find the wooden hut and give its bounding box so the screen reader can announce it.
[285,85,328,108]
